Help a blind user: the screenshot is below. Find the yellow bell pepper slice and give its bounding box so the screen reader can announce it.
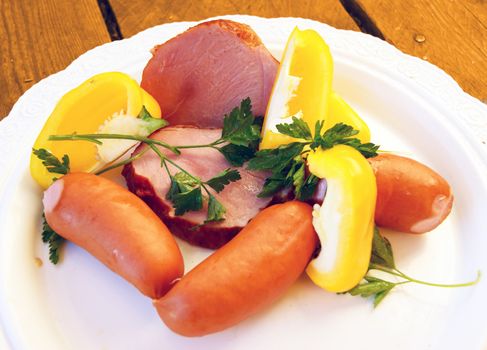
[326,92,370,143]
[306,145,377,292]
[260,27,333,149]
[260,94,371,149]
[259,28,370,150]
[30,72,161,189]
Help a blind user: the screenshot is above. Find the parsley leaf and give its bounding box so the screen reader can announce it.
[259,174,288,198]
[276,116,312,139]
[217,99,261,166]
[373,287,394,307]
[171,186,203,216]
[248,143,308,198]
[221,98,260,147]
[338,138,380,158]
[311,122,357,149]
[247,142,306,173]
[166,171,203,215]
[310,122,379,158]
[344,229,397,307]
[273,118,379,159]
[137,105,153,120]
[218,144,256,167]
[166,172,200,203]
[348,276,395,298]
[295,172,319,201]
[249,143,320,199]
[33,150,68,264]
[41,214,64,264]
[347,276,395,307]
[283,158,319,201]
[205,194,226,223]
[137,105,168,130]
[313,120,325,141]
[291,162,306,193]
[205,169,241,193]
[166,167,240,218]
[32,148,70,176]
[173,172,200,189]
[166,176,181,202]
[370,227,395,269]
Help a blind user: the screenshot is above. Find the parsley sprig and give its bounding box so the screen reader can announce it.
[164,164,241,222]
[32,148,70,181]
[46,99,260,222]
[41,213,64,264]
[32,148,69,265]
[346,228,481,307]
[247,117,379,199]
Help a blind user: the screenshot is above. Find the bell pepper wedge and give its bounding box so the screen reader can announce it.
[260,27,333,150]
[259,93,371,149]
[306,144,377,292]
[326,92,371,143]
[30,72,161,188]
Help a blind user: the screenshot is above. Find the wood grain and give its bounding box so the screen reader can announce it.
[110,0,359,37]
[0,0,111,119]
[354,0,487,101]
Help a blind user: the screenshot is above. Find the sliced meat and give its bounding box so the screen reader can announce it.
[141,19,278,128]
[122,126,272,249]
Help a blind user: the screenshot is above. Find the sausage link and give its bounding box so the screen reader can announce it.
[43,172,184,298]
[154,201,318,337]
[369,153,453,233]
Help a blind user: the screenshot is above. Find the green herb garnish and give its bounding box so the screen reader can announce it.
[41,212,64,265]
[248,117,379,199]
[164,168,240,221]
[206,169,241,193]
[221,98,260,147]
[345,228,481,307]
[32,148,70,178]
[205,194,226,223]
[32,151,69,264]
[48,101,255,222]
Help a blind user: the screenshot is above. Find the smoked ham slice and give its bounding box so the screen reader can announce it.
[122,126,272,249]
[141,19,278,128]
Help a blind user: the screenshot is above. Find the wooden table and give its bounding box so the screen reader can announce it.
[1,0,486,119]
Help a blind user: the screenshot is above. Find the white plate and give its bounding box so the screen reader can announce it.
[1,15,487,350]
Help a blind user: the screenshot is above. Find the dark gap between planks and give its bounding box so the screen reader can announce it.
[95,0,385,47]
[82,4,487,143]
[97,0,123,41]
[339,0,385,40]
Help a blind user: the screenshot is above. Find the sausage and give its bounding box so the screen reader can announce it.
[368,153,453,233]
[154,201,318,337]
[42,172,184,299]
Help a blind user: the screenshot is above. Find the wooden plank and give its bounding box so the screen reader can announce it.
[352,0,487,101]
[0,0,111,119]
[110,0,359,38]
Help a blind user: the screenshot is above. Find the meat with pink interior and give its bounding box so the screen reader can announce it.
[122,126,272,249]
[141,19,278,128]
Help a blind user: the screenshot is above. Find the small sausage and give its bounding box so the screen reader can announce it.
[43,172,184,299]
[154,201,318,337]
[368,153,453,233]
